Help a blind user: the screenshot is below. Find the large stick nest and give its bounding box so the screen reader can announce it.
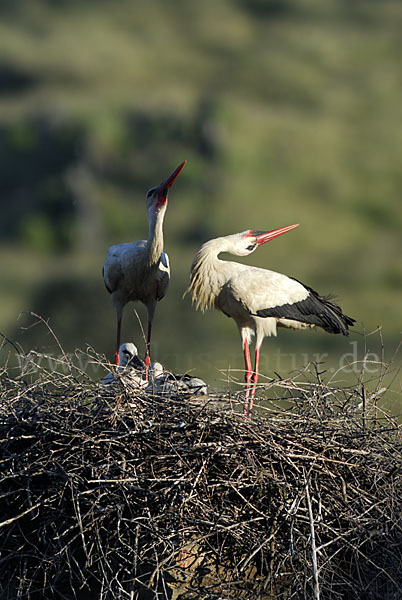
[0,348,401,599]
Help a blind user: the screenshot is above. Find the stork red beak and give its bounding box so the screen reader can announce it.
[252,223,299,246]
[157,160,186,198]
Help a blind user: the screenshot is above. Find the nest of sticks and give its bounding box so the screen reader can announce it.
[0,346,401,600]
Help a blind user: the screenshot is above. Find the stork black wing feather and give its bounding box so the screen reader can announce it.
[255,278,355,336]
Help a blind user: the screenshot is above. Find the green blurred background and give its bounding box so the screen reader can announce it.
[0,0,401,410]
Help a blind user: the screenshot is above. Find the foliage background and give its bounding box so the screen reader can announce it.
[0,0,401,410]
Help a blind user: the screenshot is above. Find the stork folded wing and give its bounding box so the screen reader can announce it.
[255,281,355,336]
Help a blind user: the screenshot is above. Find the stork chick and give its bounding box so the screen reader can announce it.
[147,362,208,396]
[101,342,145,387]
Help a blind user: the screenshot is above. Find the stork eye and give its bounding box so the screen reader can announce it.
[247,244,256,251]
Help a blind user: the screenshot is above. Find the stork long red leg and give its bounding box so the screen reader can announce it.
[114,316,122,366]
[144,319,153,381]
[247,346,260,416]
[243,338,253,415]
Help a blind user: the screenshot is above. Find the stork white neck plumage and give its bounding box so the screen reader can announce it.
[145,202,166,267]
[188,236,232,312]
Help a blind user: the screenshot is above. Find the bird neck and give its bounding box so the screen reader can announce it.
[146,206,166,266]
[188,237,231,311]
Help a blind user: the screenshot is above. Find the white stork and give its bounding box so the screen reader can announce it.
[103,161,186,367]
[188,225,355,416]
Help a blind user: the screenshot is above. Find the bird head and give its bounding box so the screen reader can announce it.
[233,224,300,256]
[119,343,145,370]
[150,361,164,379]
[146,161,186,213]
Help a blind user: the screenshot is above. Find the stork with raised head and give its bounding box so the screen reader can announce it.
[103,161,186,368]
[188,225,355,416]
